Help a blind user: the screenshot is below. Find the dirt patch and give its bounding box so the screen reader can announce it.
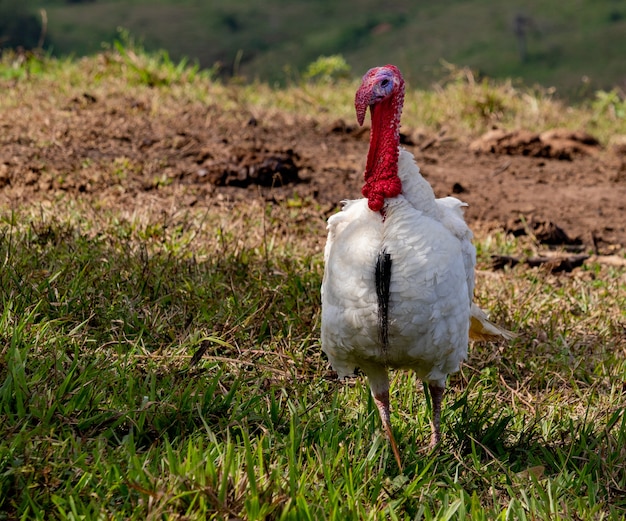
[1,91,625,252]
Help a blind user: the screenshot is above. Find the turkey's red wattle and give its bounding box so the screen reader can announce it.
[362,85,404,213]
[362,172,402,213]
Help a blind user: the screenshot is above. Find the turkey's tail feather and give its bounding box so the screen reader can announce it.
[375,250,392,354]
[469,303,517,341]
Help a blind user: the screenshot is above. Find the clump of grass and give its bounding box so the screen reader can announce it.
[106,28,217,87]
[303,55,352,83]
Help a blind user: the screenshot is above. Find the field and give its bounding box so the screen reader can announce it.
[0,44,625,519]
[27,0,626,98]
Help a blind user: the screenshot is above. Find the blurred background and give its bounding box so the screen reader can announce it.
[2,0,625,100]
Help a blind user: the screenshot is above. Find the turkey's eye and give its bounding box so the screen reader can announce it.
[380,79,390,88]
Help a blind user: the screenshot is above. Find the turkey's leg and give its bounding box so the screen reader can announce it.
[373,388,403,472]
[367,367,403,471]
[427,383,445,447]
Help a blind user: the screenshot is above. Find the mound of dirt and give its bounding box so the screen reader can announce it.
[469,128,601,160]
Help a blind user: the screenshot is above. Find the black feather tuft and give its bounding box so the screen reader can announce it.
[375,250,392,354]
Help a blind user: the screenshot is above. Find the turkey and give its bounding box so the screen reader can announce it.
[321,64,514,471]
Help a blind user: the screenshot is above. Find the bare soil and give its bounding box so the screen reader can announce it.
[1,91,625,252]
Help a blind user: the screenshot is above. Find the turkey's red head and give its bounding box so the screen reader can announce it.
[355,65,405,213]
[355,65,404,126]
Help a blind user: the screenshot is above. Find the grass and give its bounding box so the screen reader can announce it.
[1,203,624,519]
[0,46,626,519]
[1,36,625,144]
[24,0,626,99]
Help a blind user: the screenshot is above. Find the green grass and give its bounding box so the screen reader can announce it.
[0,48,626,519]
[24,0,626,99]
[1,204,625,519]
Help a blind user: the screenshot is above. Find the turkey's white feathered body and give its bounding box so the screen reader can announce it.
[321,149,473,387]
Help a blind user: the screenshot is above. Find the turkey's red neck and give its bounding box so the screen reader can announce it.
[362,89,404,213]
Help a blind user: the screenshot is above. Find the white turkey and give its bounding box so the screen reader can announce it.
[321,64,514,471]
